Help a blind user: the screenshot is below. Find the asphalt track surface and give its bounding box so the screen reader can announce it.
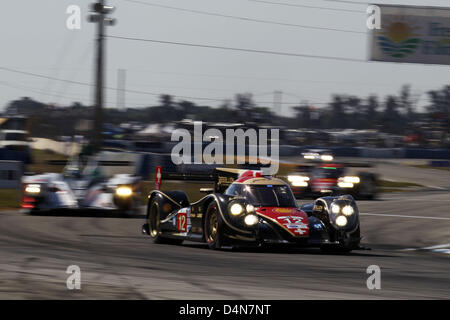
[0,166,449,299]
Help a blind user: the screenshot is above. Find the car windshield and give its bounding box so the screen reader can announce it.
[4,133,27,141]
[244,185,297,207]
[312,167,344,179]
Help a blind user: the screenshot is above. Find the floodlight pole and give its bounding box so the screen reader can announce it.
[89,0,115,153]
[94,0,105,153]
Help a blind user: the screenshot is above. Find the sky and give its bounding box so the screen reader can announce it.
[0,0,449,116]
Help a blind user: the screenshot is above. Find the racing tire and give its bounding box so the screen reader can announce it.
[147,198,183,245]
[24,209,35,216]
[358,173,377,200]
[320,226,360,254]
[204,202,223,250]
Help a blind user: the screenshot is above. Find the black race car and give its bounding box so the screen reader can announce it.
[287,163,378,200]
[142,168,363,252]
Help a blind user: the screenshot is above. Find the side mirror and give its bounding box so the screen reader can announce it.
[200,188,214,194]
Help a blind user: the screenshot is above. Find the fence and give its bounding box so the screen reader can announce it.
[0,161,23,189]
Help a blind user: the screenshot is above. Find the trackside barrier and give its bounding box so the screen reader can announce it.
[0,161,23,189]
[0,148,31,163]
[404,148,450,160]
[357,148,405,158]
[429,160,450,167]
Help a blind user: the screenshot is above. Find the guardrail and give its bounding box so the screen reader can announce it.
[429,160,450,167]
[0,161,23,189]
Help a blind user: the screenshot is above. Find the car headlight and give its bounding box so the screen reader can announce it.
[230,203,244,215]
[341,176,360,184]
[246,204,255,213]
[342,205,354,216]
[320,155,334,161]
[25,184,41,194]
[288,175,309,187]
[244,214,259,226]
[335,215,348,227]
[288,175,306,182]
[338,182,354,188]
[292,181,308,187]
[331,204,340,214]
[115,186,132,197]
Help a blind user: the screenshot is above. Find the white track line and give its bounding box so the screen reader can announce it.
[431,249,450,254]
[360,212,450,221]
[401,244,450,255]
[422,243,450,250]
[380,197,450,201]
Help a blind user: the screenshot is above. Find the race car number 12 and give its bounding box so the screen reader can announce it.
[177,213,187,232]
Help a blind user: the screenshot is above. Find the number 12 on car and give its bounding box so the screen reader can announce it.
[177,212,187,233]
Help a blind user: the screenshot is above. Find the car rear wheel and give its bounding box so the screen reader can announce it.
[204,202,223,250]
[147,199,183,245]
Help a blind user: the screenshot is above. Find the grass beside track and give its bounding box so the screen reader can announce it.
[377,179,423,193]
[0,189,21,210]
[378,180,423,188]
[27,149,68,174]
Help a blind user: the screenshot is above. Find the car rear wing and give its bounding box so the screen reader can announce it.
[160,167,260,193]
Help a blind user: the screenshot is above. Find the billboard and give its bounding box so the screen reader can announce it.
[369,5,450,65]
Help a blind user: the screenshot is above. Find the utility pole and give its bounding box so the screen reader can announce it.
[88,1,116,152]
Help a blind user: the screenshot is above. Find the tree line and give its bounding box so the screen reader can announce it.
[3,85,449,138]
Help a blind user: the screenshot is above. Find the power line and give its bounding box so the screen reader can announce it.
[40,32,78,101]
[247,0,364,13]
[0,66,95,88]
[0,81,85,102]
[0,66,235,103]
[120,0,365,34]
[0,66,218,101]
[54,42,93,105]
[0,67,332,107]
[125,68,435,89]
[107,34,366,63]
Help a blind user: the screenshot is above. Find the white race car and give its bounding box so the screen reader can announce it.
[301,149,334,162]
[21,156,142,215]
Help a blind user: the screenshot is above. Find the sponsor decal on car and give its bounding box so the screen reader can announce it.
[277,216,309,236]
[273,208,292,214]
[256,207,310,237]
[174,208,191,235]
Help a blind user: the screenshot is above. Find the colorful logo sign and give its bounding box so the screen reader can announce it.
[378,21,420,58]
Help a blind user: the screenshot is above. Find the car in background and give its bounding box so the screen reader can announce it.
[21,156,142,215]
[301,148,334,162]
[0,129,32,163]
[287,163,377,200]
[0,129,31,151]
[142,168,363,252]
